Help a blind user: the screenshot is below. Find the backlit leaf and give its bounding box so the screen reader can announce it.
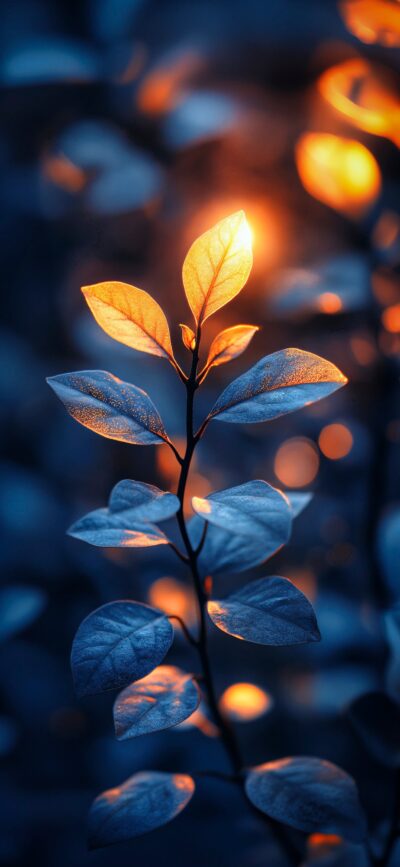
[71,601,174,697]
[182,211,253,325]
[208,349,347,424]
[88,770,195,849]
[349,691,400,767]
[180,323,196,351]
[192,480,291,543]
[109,480,180,521]
[245,757,366,842]
[114,665,200,739]
[68,512,169,548]
[203,324,259,374]
[207,576,320,645]
[47,370,169,445]
[82,282,174,362]
[188,515,285,575]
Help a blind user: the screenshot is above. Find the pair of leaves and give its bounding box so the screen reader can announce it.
[245,756,366,842]
[88,770,195,849]
[207,576,320,646]
[189,485,311,576]
[71,601,174,697]
[68,480,179,548]
[114,665,200,740]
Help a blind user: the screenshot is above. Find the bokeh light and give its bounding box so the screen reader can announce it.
[220,683,272,721]
[318,423,354,460]
[274,438,320,488]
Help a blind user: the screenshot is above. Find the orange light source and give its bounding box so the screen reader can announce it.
[317,292,343,314]
[308,833,343,849]
[339,0,400,47]
[148,577,196,625]
[295,132,381,217]
[382,303,400,333]
[220,683,271,721]
[318,423,353,460]
[319,58,400,147]
[274,438,320,488]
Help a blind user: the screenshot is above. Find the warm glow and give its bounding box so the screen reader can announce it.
[319,58,400,146]
[339,0,400,46]
[317,292,343,314]
[136,50,202,115]
[295,132,381,217]
[350,334,377,365]
[308,833,343,849]
[44,154,86,192]
[274,438,320,488]
[318,423,353,459]
[382,303,400,333]
[372,210,400,251]
[148,577,196,625]
[220,683,271,721]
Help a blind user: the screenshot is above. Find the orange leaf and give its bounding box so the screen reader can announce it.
[179,323,196,351]
[203,324,259,375]
[182,211,253,326]
[82,281,174,362]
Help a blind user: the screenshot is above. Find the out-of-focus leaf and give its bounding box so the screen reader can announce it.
[285,491,313,517]
[192,480,291,543]
[377,508,400,602]
[87,156,163,215]
[209,349,347,424]
[68,480,178,547]
[163,91,238,149]
[207,576,320,645]
[88,770,195,848]
[113,665,200,739]
[182,211,252,325]
[82,282,174,362]
[180,323,196,351]
[2,38,99,85]
[189,515,284,575]
[0,586,46,642]
[109,480,179,521]
[202,324,259,374]
[269,255,369,317]
[349,691,400,767]
[68,512,169,548]
[245,757,366,842]
[47,370,169,445]
[71,601,174,697]
[302,837,369,867]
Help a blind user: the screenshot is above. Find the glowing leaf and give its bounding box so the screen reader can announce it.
[114,665,200,739]
[68,512,169,548]
[88,771,195,849]
[207,576,320,645]
[82,281,174,362]
[109,480,180,521]
[188,515,286,576]
[71,601,174,697]
[208,349,347,425]
[47,370,169,445]
[182,211,253,325]
[245,757,367,842]
[192,480,291,543]
[203,324,259,374]
[180,323,196,351]
[349,691,400,767]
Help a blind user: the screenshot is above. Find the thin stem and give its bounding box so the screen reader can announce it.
[165,437,183,465]
[167,615,198,647]
[168,542,189,563]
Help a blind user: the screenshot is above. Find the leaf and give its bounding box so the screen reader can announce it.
[71,601,174,697]
[182,210,253,325]
[245,757,367,842]
[188,515,285,576]
[192,480,292,543]
[203,324,259,373]
[285,490,313,517]
[207,576,320,645]
[208,348,347,424]
[109,480,180,522]
[349,691,400,767]
[47,370,169,445]
[113,665,200,739]
[82,281,174,362]
[68,512,169,548]
[0,586,46,642]
[88,770,195,849]
[180,323,196,351]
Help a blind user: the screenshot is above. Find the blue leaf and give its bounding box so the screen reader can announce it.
[109,480,179,522]
[88,770,195,848]
[68,511,169,548]
[0,586,46,642]
[47,370,169,445]
[192,480,292,542]
[285,490,313,518]
[188,515,283,576]
[245,757,367,842]
[208,349,347,424]
[207,576,320,645]
[71,601,174,697]
[113,665,200,739]
[349,691,400,768]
